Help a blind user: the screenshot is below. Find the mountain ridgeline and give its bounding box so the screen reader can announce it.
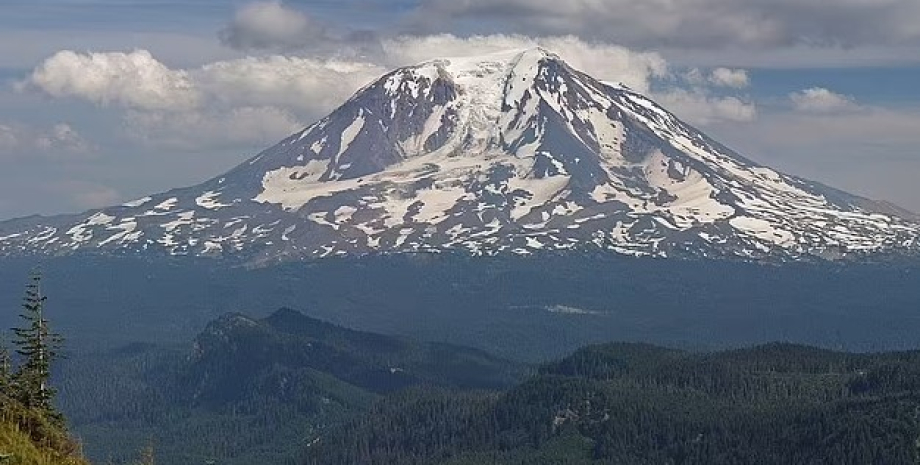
[1,48,918,264]
[184,308,522,400]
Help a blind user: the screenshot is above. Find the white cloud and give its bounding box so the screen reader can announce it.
[0,122,93,159]
[654,89,757,126]
[684,67,750,88]
[24,51,386,118]
[22,50,387,148]
[709,68,750,88]
[683,68,707,87]
[23,50,200,111]
[219,0,327,51]
[789,87,859,113]
[382,34,668,93]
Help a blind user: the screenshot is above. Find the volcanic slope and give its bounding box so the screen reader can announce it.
[2,48,917,263]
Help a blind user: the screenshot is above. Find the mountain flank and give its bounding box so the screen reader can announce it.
[1,48,917,264]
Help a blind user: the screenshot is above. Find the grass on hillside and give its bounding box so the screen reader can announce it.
[0,400,89,465]
[0,422,88,465]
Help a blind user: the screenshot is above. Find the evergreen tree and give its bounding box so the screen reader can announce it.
[11,270,64,418]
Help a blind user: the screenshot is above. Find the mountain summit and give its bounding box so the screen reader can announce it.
[2,48,918,263]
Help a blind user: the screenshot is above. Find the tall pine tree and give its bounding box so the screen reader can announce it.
[11,270,63,419]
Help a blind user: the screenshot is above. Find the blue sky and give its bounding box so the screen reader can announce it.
[1,0,920,219]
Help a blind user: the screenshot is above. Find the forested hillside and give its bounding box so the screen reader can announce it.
[307,343,920,464]
[58,309,523,464]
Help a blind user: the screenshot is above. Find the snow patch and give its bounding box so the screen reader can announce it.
[195,191,232,210]
[338,113,365,159]
[154,198,178,211]
[162,212,196,232]
[122,197,152,208]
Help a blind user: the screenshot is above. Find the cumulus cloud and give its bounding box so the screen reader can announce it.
[21,50,389,148]
[0,122,93,159]
[684,67,750,88]
[654,89,757,126]
[789,87,860,113]
[23,50,384,117]
[22,50,199,111]
[409,0,920,51]
[709,68,750,88]
[219,0,328,51]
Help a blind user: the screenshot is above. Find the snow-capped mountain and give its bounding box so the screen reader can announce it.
[2,48,918,264]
